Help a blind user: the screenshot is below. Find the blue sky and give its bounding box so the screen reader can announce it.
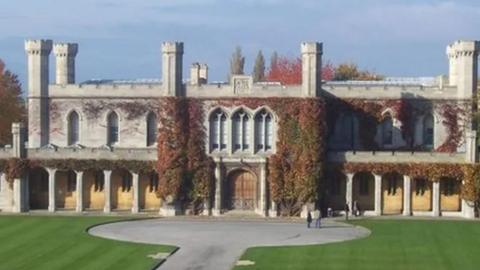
[0,0,479,90]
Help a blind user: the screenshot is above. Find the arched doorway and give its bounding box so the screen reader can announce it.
[352,172,375,212]
[382,172,403,214]
[227,170,256,210]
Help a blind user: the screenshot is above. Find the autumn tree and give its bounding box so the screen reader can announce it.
[229,46,245,80]
[333,63,383,81]
[266,55,335,85]
[0,59,24,145]
[252,50,266,82]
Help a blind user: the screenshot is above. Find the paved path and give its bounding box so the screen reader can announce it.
[89,218,369,270]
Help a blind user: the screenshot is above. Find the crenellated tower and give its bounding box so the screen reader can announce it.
[25,39,52,148]
[162,42,184,96]
[53,42,78,85]
[301,42,323,97]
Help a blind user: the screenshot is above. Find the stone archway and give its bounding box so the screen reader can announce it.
[29,167,49,210]
[227,169,257,210]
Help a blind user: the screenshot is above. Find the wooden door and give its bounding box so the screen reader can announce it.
[230,170,256,210]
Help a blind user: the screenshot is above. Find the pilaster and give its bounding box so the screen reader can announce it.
[213,160,222,216]
[47,168,57,212]
[403,175,412,216]
[432,181,440,217]
[75,171,84,213]
[345,173,354,212]
[132,172,140,214]
[103,170,112,213]
[374,174,382,216]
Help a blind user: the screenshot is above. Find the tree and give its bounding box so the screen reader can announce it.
[252,50,266,82]
[267,56,302,85]
[229,46,245,79]
[266,55,334,85]
[0,59,24,145]
[333,63,383,81]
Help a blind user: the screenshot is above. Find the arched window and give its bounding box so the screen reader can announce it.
[209,109,227,151]
[146,112,157,146]
[381,115,393,146]
[423,114,434,149]
[254,110,273,152]
[107,112,119,146]
[232,109,250,151]
[68,111,79,145]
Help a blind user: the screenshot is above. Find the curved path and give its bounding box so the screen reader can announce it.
[89,218,369,270]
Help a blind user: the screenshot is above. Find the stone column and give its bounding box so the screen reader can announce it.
[301,42,323,97]
[12,177,23,213]
[132,172,140,214]
[432,181,440,217]
[403,175,412,216]
[258,161,267,217]
[345,173,354,212]
[269,200,278,217]
[47,168,57,212]
[213,161,222,216]
[103,170,112,213]
[75,171,84,213]
[374,174,382,216]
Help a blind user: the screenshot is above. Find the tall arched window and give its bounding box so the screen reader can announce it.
[381,115,393,146]
[254,109,273,152]
[68,111,79,145]
[423,114,434,149]
[209,109,227,151]
[146,112,157,146]
[107,112,119,146]
[232,109,250,151]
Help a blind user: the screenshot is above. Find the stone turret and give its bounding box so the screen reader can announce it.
[454,41,479,99]
[190,62,208,86]
[25,39,52,148]
[446,44,458,86]
[162,42,184,96]
[301,42,323,97]
[53,42,78,85]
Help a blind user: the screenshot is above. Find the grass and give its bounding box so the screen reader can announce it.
[0,215,175,270]
[234,219,480,270]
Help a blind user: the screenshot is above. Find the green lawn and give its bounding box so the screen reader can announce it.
[0,215,175,270]
[235,219,480,270]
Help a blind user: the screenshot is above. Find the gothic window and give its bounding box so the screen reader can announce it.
[232,109,250,151]
[381,115,393,146]
[68,111,79,145]
[254,110,274,152]
[209,109,227,151]
[146,112,157,146]
[423,114,434,149]
[94,171,104,192]
[121,172,132,192]
[107,112,119,146]
[67,170,76,192]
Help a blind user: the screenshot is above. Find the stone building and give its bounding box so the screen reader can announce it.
[0,39,478,219]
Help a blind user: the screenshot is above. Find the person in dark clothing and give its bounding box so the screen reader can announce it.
[345,203,350,221]
[307,211,312,228]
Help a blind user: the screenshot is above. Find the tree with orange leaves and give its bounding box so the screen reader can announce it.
[0,59,25,145]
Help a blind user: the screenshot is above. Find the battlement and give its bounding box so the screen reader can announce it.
[53,43,78,57]
[24,39,52,54]
[162,42,184,53]
[301,42,323,54]
[451,40,480,54]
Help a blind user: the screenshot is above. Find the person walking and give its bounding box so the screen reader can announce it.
[314,209,322,228]
[307,211,312,228]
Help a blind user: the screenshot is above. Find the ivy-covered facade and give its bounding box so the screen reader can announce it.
[0,39,479,219]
